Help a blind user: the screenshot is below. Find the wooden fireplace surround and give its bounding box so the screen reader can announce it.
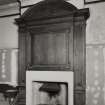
[16,0,90,105]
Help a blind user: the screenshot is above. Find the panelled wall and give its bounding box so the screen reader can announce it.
[0,49,18,105]
[86,45,105,105]
[86,2,105,105]
[0,48,18,86]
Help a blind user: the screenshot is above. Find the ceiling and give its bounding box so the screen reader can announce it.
[0,0,17,5]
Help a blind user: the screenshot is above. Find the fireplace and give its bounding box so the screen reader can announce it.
[26,71,73,105]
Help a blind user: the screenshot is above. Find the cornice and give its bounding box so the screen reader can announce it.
[0,0,41,16]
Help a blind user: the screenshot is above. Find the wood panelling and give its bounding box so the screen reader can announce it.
[16,0,89,105]
[32,30,70,65]
[74,92,86,105]
[73,18,86,90]
[18,29,26,85]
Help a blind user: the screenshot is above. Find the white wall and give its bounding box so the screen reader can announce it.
[0,16,19,49]
[84,2,105,105]
[85,2,105,44]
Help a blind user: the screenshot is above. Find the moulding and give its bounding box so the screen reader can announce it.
[84,0,105,4]
[20,0,42,7]
[0,2,19,17]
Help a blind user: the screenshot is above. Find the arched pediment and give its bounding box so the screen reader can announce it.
[20,0,78,21]
[16,0,90,25]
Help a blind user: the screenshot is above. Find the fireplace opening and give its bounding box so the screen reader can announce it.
[26,71,73,105]
[32,81,68,105]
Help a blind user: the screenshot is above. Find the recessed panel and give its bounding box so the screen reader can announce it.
[32,30,69,65]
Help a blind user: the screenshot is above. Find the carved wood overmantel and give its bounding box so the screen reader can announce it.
[16,0,90,105]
